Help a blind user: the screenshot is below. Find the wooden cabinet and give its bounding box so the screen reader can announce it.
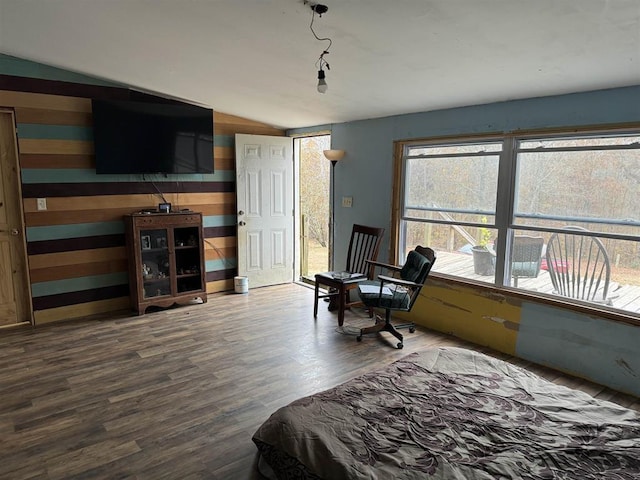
[124,212,207,315]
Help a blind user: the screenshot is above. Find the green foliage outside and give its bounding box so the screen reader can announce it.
[477,217,492,248]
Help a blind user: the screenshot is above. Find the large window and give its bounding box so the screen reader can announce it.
[398,130,640,318]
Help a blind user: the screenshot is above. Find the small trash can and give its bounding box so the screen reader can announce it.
[234,276,249,294]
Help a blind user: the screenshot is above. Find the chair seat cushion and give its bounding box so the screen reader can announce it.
[358,280,411,310]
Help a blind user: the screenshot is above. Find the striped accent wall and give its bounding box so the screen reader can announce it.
[0,54,284,325]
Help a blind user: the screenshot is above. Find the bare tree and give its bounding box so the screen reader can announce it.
[300,136,330,246]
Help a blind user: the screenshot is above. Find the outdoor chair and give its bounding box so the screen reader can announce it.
[313,224,385,326]
[545,226,613,305]
[511,235,544,287]
[356,246,435,349]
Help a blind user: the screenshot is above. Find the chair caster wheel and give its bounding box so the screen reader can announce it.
[409,326,415,333]
[397,343,404,349]
[356,335,362,342]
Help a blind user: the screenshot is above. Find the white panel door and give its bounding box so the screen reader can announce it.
[236,134,293,288]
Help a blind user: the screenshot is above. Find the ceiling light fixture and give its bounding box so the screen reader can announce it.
[306,2,332,94]
[317,69,328,94]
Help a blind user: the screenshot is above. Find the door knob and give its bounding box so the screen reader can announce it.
[11,228,19,236]
[238,221,246,226]
[238,210,244,216]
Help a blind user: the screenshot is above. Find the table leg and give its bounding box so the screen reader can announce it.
[337,285,346,327]
[314,281,320,317]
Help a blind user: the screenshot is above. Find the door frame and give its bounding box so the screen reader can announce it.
[235,133,295,288]
[292,133,331,284]
[0,108,33,328]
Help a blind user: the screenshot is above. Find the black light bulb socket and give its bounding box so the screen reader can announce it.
[317,69,326,80]
[311,4,328,15]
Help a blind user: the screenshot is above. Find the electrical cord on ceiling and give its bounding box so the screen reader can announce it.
[310,6,332,73]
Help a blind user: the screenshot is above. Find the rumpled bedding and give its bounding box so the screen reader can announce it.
[253,347,640,479]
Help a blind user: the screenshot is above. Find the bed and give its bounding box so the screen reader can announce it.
[252,347,640,479]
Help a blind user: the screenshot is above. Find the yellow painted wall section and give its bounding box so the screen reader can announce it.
[398,278,522,356]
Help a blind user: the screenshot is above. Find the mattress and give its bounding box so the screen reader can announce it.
[253,347,640,479]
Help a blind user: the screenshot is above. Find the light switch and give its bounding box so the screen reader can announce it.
[342,196,353,208]
[37,198,47,211]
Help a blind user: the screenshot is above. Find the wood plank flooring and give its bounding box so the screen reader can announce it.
[1,283,638,479]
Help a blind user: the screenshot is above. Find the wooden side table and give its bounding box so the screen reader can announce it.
[313,272,367,326]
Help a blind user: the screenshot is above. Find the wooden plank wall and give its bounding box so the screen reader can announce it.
[0,63,284,325]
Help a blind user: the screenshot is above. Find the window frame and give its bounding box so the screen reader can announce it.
[391,125,640,324]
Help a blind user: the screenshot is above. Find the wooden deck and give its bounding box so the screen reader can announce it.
[433,251,640,315]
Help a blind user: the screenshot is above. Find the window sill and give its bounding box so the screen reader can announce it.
[428,272,640,328]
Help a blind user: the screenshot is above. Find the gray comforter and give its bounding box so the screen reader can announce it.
[253,347,640,479]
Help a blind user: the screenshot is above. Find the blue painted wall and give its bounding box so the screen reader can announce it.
[327,86,640,267]
[518,302,640,395]
[293,85,640,396]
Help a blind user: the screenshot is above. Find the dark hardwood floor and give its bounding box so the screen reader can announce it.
[1,284,638,479]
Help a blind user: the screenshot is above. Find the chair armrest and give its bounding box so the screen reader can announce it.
[378,274,421,288]
[365,259,402,272]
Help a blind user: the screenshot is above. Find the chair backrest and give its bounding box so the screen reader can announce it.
[400,246,436,311]
[406,246,436,283]
[345,224,385,278]
[545,226,611,302]
[511,235,544,278]
[358,246,435,313]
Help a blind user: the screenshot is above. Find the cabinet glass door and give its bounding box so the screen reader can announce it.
[140,228,171,299]
[174,226,203,293]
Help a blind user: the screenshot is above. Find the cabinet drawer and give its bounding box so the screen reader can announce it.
[134,216,167,227]
[133,214,201,227]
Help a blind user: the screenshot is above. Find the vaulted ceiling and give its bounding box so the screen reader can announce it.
[1,0,638,129]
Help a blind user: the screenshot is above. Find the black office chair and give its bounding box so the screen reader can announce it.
[356,246,435,349]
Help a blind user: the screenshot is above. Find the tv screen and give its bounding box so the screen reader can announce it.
[92,99,214,174]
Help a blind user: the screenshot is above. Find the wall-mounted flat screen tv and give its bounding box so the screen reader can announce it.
[92,99,214,174]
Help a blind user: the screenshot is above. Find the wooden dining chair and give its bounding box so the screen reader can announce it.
[545,226,613,304]
[313,224,385,326]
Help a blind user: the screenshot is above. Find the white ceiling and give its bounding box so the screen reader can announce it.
[1,0,639,129]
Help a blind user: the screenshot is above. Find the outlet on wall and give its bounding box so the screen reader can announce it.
[37,198,47,211]
[342,196,353,208]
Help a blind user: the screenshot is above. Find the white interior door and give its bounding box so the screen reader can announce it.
[235,134,293,288]
[0,110,32,326]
